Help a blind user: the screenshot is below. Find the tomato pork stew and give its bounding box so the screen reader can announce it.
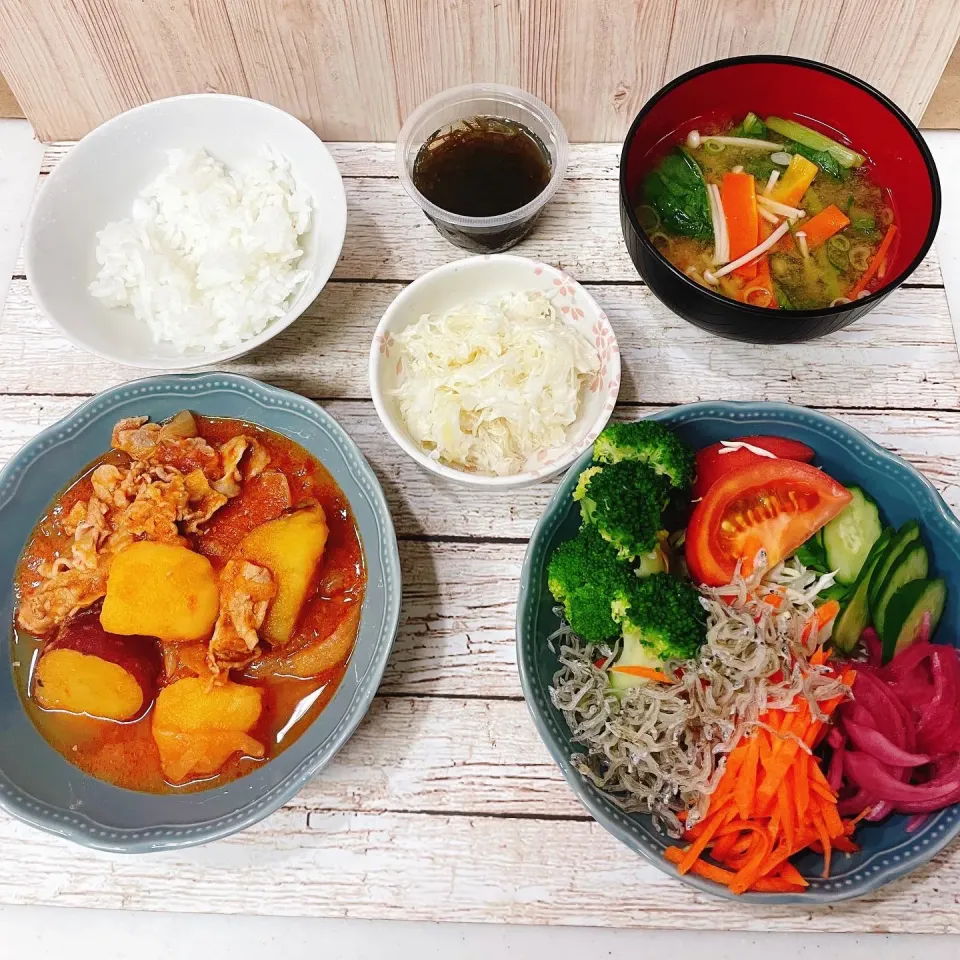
[12,411,365,793]
[546,422,959,894]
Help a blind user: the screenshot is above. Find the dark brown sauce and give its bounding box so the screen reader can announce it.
[412,116,551,252]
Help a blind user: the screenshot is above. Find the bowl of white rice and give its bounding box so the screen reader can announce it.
[25,94,346,369]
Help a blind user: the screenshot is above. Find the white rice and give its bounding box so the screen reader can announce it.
[89,147,313,353]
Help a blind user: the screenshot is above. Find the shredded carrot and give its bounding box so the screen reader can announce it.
[735,733,760,820]
[609,665,672,683]
[663,654,857,894]
[803,600,841,644]
[751,876,807,893]
[722,172,760,280]
[776,861,809,887]
[665,845,735,887]
[800,205,851,248]
[849,224,897,298]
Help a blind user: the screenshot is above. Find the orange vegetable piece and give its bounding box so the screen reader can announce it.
[152,677,265,783]
[101,541,220,642]
[769,153,818,208]
[34,649,145,721]
[722,172,760,280]
[800,205,850,248]
[609,665,672,683]
[850,225,897,298]
[802,600,841,644]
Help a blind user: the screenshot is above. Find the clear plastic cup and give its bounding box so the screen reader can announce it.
[396,83,569,253]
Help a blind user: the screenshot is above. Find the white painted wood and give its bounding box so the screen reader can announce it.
[297,696,582,816]
[3,142,960,932]
[0,121,43,313]
[38,140,628,179]
[0,808,958,933]
[3,397,960,544]
[23,143,944,285]
[3,281,957,408]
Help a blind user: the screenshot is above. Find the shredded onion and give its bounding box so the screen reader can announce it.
[391,291,600,476]
[829,621,960,818]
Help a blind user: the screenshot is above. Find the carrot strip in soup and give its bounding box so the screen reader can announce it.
[801,205,850,248]
[849,225,897,298]
[722,172,759,280]
[740,218,776,309]
[741,254,775,308]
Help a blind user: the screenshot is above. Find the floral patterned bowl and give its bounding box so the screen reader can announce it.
[368,254,621,488]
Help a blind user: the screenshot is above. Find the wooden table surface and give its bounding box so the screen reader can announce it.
[2,142,960,934]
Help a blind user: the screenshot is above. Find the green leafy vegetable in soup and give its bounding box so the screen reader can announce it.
[643,149,712,240]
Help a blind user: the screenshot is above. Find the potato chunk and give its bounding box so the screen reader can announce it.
[34,609,161,720]
[152,677,264,782]
[238,506,328,647]
[100,542,219,641]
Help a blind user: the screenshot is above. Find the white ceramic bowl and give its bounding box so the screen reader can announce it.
[25,94,347,369]
[369,255,621,489]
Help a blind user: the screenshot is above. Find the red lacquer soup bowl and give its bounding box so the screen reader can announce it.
[619,56,940,343]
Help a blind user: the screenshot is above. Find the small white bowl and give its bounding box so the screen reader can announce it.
[369,255,621,489]
[25,94,347,369]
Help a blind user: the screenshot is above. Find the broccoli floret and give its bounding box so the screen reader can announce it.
[573,460,669,559]
[547,525,632,641]
[611,572,706,662]
[593,420,695,491]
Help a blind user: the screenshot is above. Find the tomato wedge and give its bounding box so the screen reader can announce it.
[693,436,815,500]
[686,459,852,586]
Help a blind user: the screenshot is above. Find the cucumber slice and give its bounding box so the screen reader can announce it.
[872,542,929,638]
[822,486,882,584]
[868,520,920,610]
[831,528,892,653]
[881,578,947,664]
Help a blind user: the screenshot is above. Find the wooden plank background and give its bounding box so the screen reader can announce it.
[1,0,959,142]
[3,141,960,930]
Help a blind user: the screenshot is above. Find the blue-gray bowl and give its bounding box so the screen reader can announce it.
[0,373,401,852]
[517,401,960,903]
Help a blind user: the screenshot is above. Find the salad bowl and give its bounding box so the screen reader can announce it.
[0,372,401,852]
[517,400,960,903]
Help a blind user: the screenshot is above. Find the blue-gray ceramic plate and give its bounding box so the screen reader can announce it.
[517,401,960,904]
[0,373,401,852]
